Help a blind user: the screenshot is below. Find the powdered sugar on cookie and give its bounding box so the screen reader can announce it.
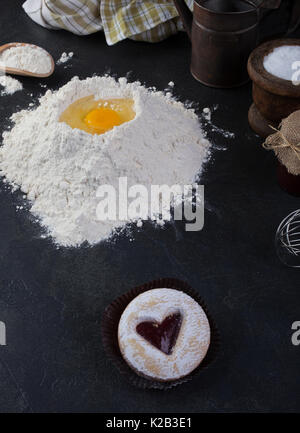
[118,289,211,381]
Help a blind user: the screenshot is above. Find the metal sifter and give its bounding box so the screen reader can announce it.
[275,209,300,268]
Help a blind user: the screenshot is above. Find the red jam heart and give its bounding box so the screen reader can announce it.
[136,312,182,355]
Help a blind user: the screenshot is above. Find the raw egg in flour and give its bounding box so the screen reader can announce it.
[59,96,135,135]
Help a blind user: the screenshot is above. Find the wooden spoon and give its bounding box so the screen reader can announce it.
[0,42,55,78]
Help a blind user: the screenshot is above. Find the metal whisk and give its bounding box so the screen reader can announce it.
[275,209,300,268]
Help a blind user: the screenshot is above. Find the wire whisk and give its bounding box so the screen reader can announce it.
[275,209,300,268]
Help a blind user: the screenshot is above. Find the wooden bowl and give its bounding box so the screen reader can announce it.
[248,38,300,137]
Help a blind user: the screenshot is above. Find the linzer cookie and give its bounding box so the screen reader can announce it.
[102,278,219,389]
[118,288,211,382]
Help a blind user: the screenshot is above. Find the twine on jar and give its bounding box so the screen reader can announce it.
[263,125,300,161]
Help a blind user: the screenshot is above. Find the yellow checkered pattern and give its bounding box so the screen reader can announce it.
[24,0,193,45]
[101,0,193,45]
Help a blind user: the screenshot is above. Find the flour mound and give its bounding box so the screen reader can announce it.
[0,76,210,247]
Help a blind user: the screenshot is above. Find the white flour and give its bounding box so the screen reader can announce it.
[0,75,23,95]
[263,45,300,81]
[202,106,235,139]
[0,76,210,247]
[0,45,52,74]
[57,52,74,65]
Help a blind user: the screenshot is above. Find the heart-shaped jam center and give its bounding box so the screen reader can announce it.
[136,312,182,355]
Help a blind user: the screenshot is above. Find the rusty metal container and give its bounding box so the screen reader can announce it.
[173,0,281,88]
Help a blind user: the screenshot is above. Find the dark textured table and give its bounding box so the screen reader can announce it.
[0,1,299,413]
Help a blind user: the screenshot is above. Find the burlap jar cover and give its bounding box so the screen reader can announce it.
[263,110,300,176]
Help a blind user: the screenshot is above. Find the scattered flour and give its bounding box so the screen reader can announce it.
[202,106,235,139]
[57,52,74,65]
[263,45,300,81]
[0,75,210,247]
[0,45,52,74]
[0,75,23,95]
[202,107,211,121]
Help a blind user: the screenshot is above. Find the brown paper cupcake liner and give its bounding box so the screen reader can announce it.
[101,278,220,390]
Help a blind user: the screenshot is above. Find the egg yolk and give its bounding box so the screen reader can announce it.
[59,96,135,135]
[84,108,122,132]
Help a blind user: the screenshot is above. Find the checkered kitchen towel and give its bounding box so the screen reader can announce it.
[23,0,194,45]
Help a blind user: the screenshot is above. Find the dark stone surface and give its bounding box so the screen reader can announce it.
[0,0,299,413]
